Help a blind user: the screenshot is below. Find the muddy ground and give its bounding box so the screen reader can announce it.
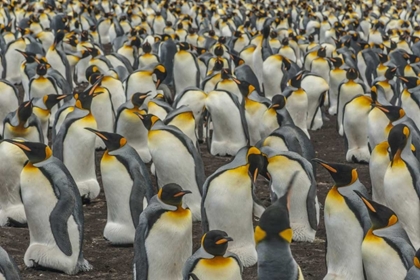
[0,108,372,279]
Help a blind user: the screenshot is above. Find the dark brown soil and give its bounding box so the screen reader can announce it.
[0,110,372,279]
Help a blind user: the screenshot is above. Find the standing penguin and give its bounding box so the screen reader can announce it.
[201,146,266,267]
[53,80,102,202]
[406,249,420,279]
[255,173,304,280]
[328,57,347,115]
[173,42,201,96]
[355,191,415,279]
[313,159,370,280]
[133,183,192,280]
[0,245,21,279]
[86,129,153,245]
[369,141,391,205]
[46,30,72,90]
[3,100,44,143]
[6,140,92,275]
[383,124,420,249]
[182,230,242,280]
[137,114,205,221]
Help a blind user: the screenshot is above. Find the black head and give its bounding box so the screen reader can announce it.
[235,79,256,97]
[355,190,398,230]
[15,49,37,63]
[36,63,48,76]
[317,47,326,58]
[131,91,151,107]
[74,75,104,110]
[5,140,52,164]
[329,57,343,68]
[212,58,224,72]
[53,30,65,46]
[153,64,167,89]
[270,94,287,110]
[142,41,152,53]
[17,100,33,123]
[158,183,191,206]
[84,46,100,57]
[313,159,358,187]
[130,36,141,48]
[85,128,127,152]
[43,94,67,110]
[346,68,358,80]
[85,65,102,83]
[281,37,289,45]
[375,105,405,122]
[201,230,233,256]
[246,147,267,183]
[378,53,388,63]
[220,68,231,80]
[290,72,303,88]
[399,76,420,89]
[388,124,410,162]
[384,67,397,80]
[214,45,224,56]
[179,42,190,51]
[135,113,160,130]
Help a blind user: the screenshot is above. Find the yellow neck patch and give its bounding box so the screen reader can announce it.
[199,256,233,267]
[279,228,293,243]
[254,225,266,244]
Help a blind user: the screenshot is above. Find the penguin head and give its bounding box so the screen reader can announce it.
[5,140,52,164]
[83,46,100,57]
[43,94,67,111]
[178,42,190,51]
[17,99,33,123]
[378,53,389,63]
[399,76,420,89]
[281,37,289,46]
[85,65,101,83]
[384,67,397,80]
[142,42,152,53]
[255,173,298,244]
[214,45,224,57]
[15,49,37,63]
[85,129,127,151]
[414,248,420,269]
[74,75,104,110]
[235,79,256,98]
[316,47,326,58]
[131,91,151,108]
[212,58,224,72]
[388,124,410,162]
[346,68,358,80]
[53,30,65,47]
[220,68,231,80]
[375,105,405,122]
[153,64,167,89]
[270,95,287,110]
[313,159,358,187]
[290,72,303,88]
[158,183,191,206]
[354,190,398,230]
[129,36,141,48]
[35,63,49,76]
[246,146,267,183]
[201,230,233,256]
[136,113,160,130]
[269,30,278,39]
[329,57,343,68]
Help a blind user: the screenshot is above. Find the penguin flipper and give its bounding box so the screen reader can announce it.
[225,252,244,273]
[182,250,203,280]
[27,115,44,143]
[0,246,21,280]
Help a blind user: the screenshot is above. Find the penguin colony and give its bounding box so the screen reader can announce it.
[1,0,420,279]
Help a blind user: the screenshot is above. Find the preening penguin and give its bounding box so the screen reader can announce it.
[201,146,267,267]
[53,80,102,202]
[259,95,295,140]
[255,173,304,280]
[406,249,420,279]
[137,114,205,222]
[383,124,420,249]
[86,129,153,245]
[6,140,92,275]
[182,230,242,280]
[355,191,415,280]
[3,100,44,143]
[0,245,21,279]
[313,159,370,280]
[0,140,27,227]
[133,184,192,280]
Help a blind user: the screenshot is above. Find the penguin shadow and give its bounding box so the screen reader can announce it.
[27,260,66,274]
[103,236,133,248]
[6,218,27,228]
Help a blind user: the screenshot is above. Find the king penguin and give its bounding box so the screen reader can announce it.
[201,146,267,267]
[255,173,304,280]
[328,57,347,115]
[52,80,102,202]
[355,191,416,280]
[6,140,92,275]
[182,230,242,280]
[313,159,370,280]
[369,141,391,206]
[137,114,206,222]
[173,42,201,96]
[406,249,420,279]
[86,129,153,245]
[383,124,420,249]
[3,100,44,143]
[133,183,192,280]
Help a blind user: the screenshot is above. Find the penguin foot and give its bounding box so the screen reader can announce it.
[81,195,91,205]
[77,259,93,272]
[7,218,27,228]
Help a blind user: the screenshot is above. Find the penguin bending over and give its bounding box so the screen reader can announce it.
[6,140,92,275]
[133,184,192,280]
[87,129,154,245]
[182,230,242,280]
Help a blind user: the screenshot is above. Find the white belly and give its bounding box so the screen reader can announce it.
[3,124,40,142]
[29,79,57,99]
[173,54,199,95]
[192,258,242,280]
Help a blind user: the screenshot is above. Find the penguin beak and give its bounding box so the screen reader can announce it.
[374,105,390,113]
[84,127,108,140]
[89,75,104,95]
[134,112,144,120]
[269,104,280,109]
[398,76,409,83]
[4,139,31,151]
[155,79,161,89]
[215,237,233,244]
[354,190,377,213]
[312,158,337,173]
[173,190,192,197]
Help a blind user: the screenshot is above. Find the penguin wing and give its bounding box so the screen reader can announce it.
[2,111,16,131]
[160,124,206,192]
[27,115,45,143]
[133,199,169,279]
[182,249,206,280]
[114,103,131,132]
[340,182,371,234]
[110,53,134,73]
[52,109,89,161]
[0,246,21,280]
[375,226,416,270]
[407,88,420,108]
[225,252,244,273]
[226,91,250,144]
[234,64,262,95]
